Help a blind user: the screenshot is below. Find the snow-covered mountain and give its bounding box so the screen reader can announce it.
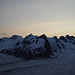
[0,34,75,60]
[0,35,23,50]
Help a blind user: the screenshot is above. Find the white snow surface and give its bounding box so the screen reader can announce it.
[0,48,75,75]
[0,36,23,51]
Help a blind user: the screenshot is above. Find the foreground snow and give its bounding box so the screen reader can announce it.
[0,49,75,75]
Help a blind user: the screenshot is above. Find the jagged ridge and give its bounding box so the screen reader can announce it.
[0,34,75,60]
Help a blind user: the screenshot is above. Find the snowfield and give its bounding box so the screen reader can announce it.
[0,49,75,75]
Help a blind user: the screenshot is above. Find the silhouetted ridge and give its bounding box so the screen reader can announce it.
[1,34,75,60]
[59,36,67,42]
[65,35,75,40]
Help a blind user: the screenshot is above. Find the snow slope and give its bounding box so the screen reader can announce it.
[0,35,23,51]
[0,48,75,75]
[0,54,23,65]
[0,34,75,75]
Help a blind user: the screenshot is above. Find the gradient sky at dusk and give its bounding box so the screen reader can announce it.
[0,0,75,38]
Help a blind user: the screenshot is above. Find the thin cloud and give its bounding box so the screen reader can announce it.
[2,33,7,35]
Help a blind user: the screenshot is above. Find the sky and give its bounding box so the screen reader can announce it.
[0,0,75,38]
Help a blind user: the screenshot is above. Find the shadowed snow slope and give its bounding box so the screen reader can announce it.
[0,34,75,59]
[0,34,75,75]
[0,48,75,75]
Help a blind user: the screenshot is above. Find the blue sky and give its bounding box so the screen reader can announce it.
[0,0,75,38]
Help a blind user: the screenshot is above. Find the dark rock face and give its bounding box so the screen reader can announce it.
[54,36,59,42]
[65,35,75,40]
[0,38,6,42]
[59,36,67,42]
[0,38,3,42]
[10,35,19,40]
[38,34,54,57]
[44,39,54,56]
[15,41,20,46]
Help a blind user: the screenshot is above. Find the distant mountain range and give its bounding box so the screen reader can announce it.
[0,34,75,60]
